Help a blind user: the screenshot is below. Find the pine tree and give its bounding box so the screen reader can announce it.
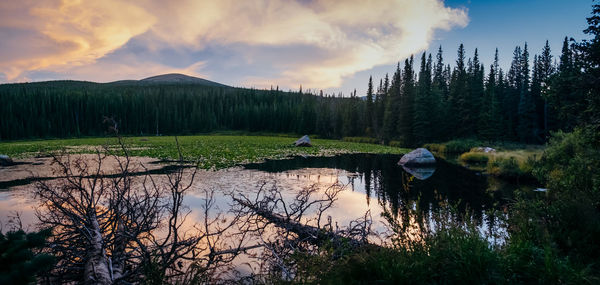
[382,65,402,142]
[414,52,434,144]
[398,56,416,146]
[537,40,554,135]
[517,43,538,143]
[448,44,468,137]
[467,48,485,137]
[480,48,503,141]
[505,45,523,139]
[365,76,374,135]
[432,46,449,140]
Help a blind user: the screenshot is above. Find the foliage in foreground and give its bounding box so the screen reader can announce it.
[0,228,55,284]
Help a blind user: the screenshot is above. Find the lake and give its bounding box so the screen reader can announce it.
[0,153,528,246]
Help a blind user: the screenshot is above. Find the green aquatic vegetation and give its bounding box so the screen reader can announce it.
[0,135,409,169]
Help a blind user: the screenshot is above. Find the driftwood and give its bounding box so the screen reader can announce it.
[231,183,373,280]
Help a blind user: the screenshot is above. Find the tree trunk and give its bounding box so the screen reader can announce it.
[84,215,112,285]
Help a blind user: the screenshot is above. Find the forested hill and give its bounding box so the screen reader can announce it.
[138,73,229,87]
[0,79,354,140]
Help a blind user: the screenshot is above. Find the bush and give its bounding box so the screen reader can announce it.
[459,152,490,164]
[389,140,403,148]
[0,229,55,284]
[533,128,600,193]
[423,142,446,153]
[528,127,600,264]
[424,139,482,154]
[487,156,526,178]
[444,139,481,153]
[315,226,502,284]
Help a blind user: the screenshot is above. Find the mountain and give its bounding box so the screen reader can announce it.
[139,73,228,87]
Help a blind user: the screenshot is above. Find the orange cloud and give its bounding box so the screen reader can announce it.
[0,0,155,80]
[0,0,468,87]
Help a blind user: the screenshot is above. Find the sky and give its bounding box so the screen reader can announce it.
[0,0,593,96]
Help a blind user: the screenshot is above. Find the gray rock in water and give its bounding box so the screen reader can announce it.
[0,154,14,166]
[398,148,436,166]
[294,135,312,147]
[401,165,436,180]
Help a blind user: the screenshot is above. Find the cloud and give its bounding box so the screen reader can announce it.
[0,0,155,80]
[0,0,468,88]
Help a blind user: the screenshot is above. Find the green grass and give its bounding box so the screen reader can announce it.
[459,152,490,164]
[0,135,409,169]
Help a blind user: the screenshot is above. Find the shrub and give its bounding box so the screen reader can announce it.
[459,152,490,164]
[389,140,403,148]
[444,139,481,153]
[529,127,600,264]
[423,142,446,153]
[487,156,525,178]
[0,229,55,284]
[424,139,481,154]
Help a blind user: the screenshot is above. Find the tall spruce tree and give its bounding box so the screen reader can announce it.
[432,46,449,140]
[537,40,555,135]
[480,48,503,140]
[517,43,538,143]
[398,56,416,146]
[448,44,468,137]
[366,76,374,135]
[382,65,402,142]
[414,52,434,144]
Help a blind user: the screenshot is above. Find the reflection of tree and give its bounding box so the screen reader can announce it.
[378,164,506,246]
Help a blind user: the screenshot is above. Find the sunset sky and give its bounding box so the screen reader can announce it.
[0,0,592,95]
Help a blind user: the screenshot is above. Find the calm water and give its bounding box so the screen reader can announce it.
[0,154,529,244]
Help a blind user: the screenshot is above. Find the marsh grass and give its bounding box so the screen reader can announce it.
[0,135,409,169]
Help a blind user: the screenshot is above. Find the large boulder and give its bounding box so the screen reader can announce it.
[398,148,436,166]
[0,155,14,166]
[294,135,312,147]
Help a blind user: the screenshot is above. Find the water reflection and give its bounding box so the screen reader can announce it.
[401,165,436,180]
[0,153,532,279]
[246,154,508,214]
[1,154,524,247]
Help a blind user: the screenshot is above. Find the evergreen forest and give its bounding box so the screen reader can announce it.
[1,36,596,147]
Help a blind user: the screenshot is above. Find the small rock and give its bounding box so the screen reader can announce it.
[398,148,436,166]
[0,155,15,166]
[294,135,312,147]
[473,147,497,153]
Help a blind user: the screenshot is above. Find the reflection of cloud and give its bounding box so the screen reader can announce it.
[0,0,468,88]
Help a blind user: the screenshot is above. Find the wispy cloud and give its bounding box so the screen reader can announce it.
[0,0,468,88]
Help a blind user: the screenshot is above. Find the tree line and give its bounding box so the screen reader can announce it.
[0,37,595,146]
[365,37,593,146]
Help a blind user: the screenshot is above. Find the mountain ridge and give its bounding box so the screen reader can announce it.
[138,73,228,87]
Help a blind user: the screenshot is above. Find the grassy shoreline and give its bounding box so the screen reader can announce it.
[425,139,544,180]
[0,135,409,169]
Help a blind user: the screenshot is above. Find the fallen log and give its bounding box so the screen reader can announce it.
[233,197,366,248]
